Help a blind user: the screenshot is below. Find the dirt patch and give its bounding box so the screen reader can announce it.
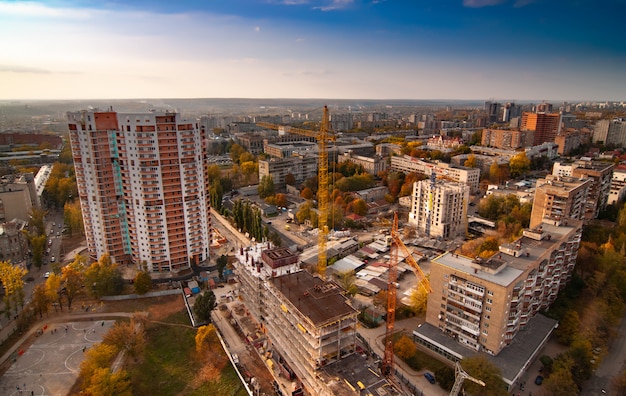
[101,294,183,318]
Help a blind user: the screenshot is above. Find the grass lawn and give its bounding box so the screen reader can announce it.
[128,310,246,396]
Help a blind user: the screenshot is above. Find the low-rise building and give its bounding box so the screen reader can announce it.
[258,155,318,187]
[609,165,626,205]
[337,151,388,175]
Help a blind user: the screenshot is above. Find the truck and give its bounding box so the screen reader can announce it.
[188,280,200,294]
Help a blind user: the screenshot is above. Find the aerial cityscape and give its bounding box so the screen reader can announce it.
[1,1,626,396]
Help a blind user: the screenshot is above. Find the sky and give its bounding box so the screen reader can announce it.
[0,0,624,101]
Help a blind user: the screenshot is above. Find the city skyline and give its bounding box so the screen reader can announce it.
[1,0,624,101]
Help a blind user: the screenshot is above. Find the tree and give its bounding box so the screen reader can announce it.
[394,334,417,361]
[217,255,228,279]
[62,256,86,310]
[284,173,296,186]
[460,356,508,396]
[25,233,47,269]
[45,273,63,312]
[102,314,146,360]
[489,162,502,184]
[556,310,580,345]
[79,343,119,389]
[258,175,275,198]
[336,270,358,297]
[296,201,313,224]
[509,151,530,178]
[241,161,257,183]
[133,271,152,295]
[64,200,84,235]
[194,290,217,322]
[84,368,132,396]
[0,260,27,318]
[28,207,48,236]
[543,366,579,396]
[228,144,246,164]
[195,324,218,353]
[350,199,368,216]
[464,154,477,168]
[408,287,428,315]
[84,254,124,298]
[300,187,314,200]
[434,365,455,391]
[569,337,594,382]
[32,284,50,318]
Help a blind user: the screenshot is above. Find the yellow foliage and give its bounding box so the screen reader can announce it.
[195,324,217,353]
[84,367,132,396]
[79,343,118,388]
[394,335,417,361]
[479,250,497,259]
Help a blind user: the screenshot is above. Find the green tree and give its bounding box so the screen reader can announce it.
[25,233,47,269]
[84,254,124,298]
[460,356,508,396]
[296,201,313,224]
[228,144,246,164]
[133,271,152,295]
[434,365,455,391]
[194,290,217,323]
[258,175,275,198]
[217,255,228,280]
[28,207,48,236]
[569,337,594,382]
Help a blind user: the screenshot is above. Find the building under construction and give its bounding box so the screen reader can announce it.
[234,244,398,396]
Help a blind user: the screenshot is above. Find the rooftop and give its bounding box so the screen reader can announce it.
[270,271,357,328]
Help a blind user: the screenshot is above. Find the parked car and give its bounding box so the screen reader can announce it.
[535,375,543,385]
[44,272,50,279]
[424,372,436,384]
[50,256,55,262]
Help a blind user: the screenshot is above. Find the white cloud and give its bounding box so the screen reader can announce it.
[0,1,92,19]
[0,65,51,74]
[314,0,354,11]
[255,26,261,32]
[462,0,505,7]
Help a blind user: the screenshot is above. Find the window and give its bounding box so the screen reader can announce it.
[486,298,493,304]
[488,290,494,296]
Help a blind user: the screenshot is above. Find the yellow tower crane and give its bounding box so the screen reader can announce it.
[382,212,432,376]
[257,106,334,278]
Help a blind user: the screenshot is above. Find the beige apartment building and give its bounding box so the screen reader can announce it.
[529,175,591,229]
[423,220,582,355]
[337,151,388,175]
[552,159,615,220]
[408,179,469,239]
[67,110,212,272]
[481,129,534,149]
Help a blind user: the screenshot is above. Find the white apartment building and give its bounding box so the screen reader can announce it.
[67,110,211,273]
[609,165,626,205]
[337,151,388,175]
[593,118,626,146]
[408,178,469,240]
[390,155,479,193]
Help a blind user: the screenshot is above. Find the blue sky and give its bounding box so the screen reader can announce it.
[0,0,624,101]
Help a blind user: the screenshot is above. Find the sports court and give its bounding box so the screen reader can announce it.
[0,320,114,396]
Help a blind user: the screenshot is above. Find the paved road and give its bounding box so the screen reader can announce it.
[581,314,626,395]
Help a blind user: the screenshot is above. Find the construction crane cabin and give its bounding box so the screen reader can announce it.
[257,106,334,278]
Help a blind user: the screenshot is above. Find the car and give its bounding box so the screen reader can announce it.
[424,372,436,384]
[44,272,50,279]
[50,256,55,262]
[535,375,543,385]
[48,239,52,246]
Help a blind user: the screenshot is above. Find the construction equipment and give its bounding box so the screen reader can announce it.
[450,361,485,396]
[257,106,335,278]
[382,213,432,376]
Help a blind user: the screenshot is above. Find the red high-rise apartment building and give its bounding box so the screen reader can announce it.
[67,110,211,273]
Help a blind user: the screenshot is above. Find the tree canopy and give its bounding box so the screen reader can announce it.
[194,290,217,323]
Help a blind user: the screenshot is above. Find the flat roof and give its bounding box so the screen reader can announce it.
[434,221,580,287]
[413,313,557,385]
[270,271,357,327]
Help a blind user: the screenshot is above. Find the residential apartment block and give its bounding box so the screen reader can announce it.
[529,175,591,229]
[0,220,28,267]
[408,179,469,239]
[67,110,211,272]
[552,159,615,220]
[390,155,480,193]
[593,118,626,146]
[337,151,388,175]
[422,221,582,355]
[258,155,318,186]
[554,129,591,156]
[521,112,562,146]
[481,129,533,149]
[609,165,626,205]
[0,173,39,223]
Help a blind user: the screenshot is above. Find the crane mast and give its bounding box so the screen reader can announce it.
[450,361,486,396]
[383,213,432,377]
[256,106,333,278]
